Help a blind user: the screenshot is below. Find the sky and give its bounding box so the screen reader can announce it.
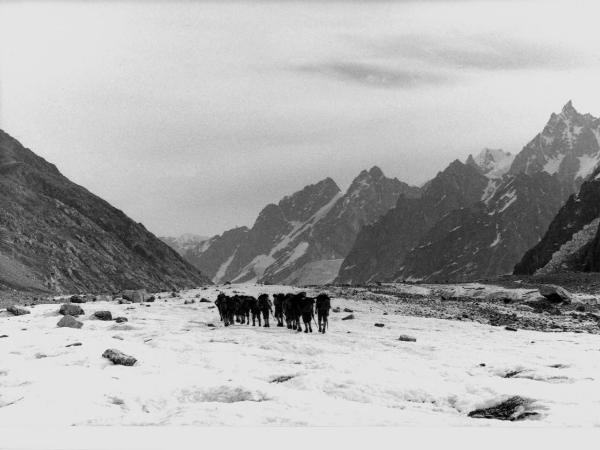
[1,0,600,237]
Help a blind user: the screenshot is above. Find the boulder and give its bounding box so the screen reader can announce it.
[122,289,148,303]
[468,396,538,421]
[114,317,128,323]
[341,314,355,321]
[398,335,416,342]
[539,285,571,304]
[59,304,84,316]
[69,295,86,304]
[102,348,137,366]
[93,311,113,321]
[57,315,83,329]
[6,305,31,316]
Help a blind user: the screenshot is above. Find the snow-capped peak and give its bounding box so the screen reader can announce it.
[467,148,514,179]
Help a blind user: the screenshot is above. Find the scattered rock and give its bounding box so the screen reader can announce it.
[207,323,215,328]
[6,305,31,316]
[112,335,124,340]
[343,308,354,313]
[479,363,486,367]
[59,304,84,316]
[57,315,83,329]
[145,296,155,303]
[0,335,8,338]
[208,306,215,309]
[271,375,294,383]
[122,289,148,303]
[505,326,518,332]
[374,323,385,327]
[468,396,539,421]
[398,335,416,342]
[341,314,355,321]
[114,317,128,323]
[332,307,341,313]
[35,353,47,359]
[102,348,137,366]
[184,299,195,305]
[575,304,586,312]
[66,342,82,347]
[199,298,211,303]
[69,295,86,304]
[539,285,571,304]
[383,312,388,315]
[93,311,113,321]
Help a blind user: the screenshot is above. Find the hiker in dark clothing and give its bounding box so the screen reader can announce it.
[257,293,273,327]
[273,293,285,327]
[315,293,331,333]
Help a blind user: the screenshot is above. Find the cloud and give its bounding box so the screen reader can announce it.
[373,33,586,71]
[294,61,451,88]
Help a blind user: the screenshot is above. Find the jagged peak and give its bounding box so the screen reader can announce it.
[368,165,384,178]
[562,100,576,115]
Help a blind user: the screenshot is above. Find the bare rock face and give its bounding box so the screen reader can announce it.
[6,305,30,316]
[93,311,113,321]
[59,304,84,316]
[102,348,137,366]
[0,129,211,293]
[57,315,83,329]
[539,285,571,304]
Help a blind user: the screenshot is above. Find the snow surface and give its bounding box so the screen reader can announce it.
[1,284,599,426]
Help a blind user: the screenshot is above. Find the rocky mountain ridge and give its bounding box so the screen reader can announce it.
[181,167,419,285]
[0,129,210,293]
[336,102,599,284]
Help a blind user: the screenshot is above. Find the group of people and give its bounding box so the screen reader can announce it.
[214,292,332,333]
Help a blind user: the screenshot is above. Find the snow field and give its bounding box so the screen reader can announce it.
[1,284,599,426]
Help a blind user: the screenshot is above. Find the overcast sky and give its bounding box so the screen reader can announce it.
[1,0,600,237]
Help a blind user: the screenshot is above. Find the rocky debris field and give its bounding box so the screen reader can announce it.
[1,283,599,426]
[326,282,600,334]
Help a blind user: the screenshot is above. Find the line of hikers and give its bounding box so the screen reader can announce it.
[214,292,331,333]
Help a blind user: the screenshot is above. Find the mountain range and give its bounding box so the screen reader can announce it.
[176,167,420,285]
[165,101,600,286]
[337,101,600,283]
[0,129,210,293]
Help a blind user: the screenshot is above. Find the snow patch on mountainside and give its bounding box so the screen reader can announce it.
[471,148,514,179]
[214,249,238,283]
[233,254,276,283]
[537,217,600,275]
[543,154,565,175]
[576,154,600,180]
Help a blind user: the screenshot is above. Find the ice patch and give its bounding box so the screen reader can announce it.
[576,153,600,180]
[543,154,565,175]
